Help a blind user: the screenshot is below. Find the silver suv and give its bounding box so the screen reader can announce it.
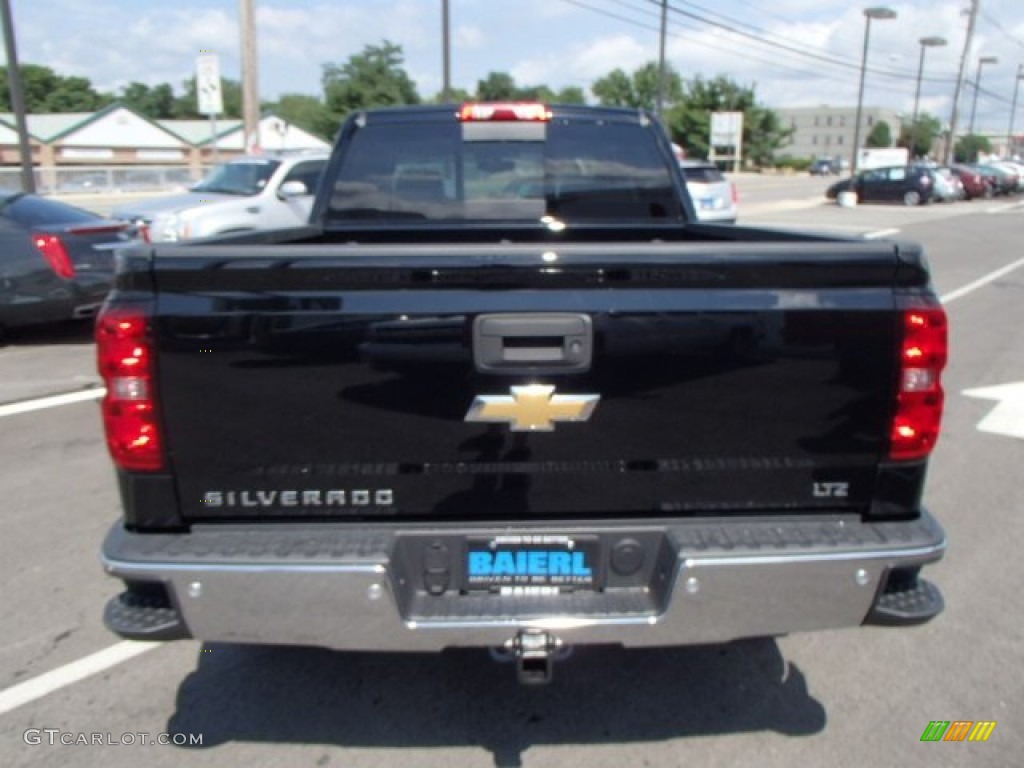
[679,160,738,224]
[113,152,328,242]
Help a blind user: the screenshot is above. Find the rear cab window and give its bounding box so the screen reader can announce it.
[326,110,683,225]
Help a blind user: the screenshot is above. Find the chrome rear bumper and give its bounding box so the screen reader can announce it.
[101,512,946,650]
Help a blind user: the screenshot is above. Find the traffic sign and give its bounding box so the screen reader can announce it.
[196,53,224,116]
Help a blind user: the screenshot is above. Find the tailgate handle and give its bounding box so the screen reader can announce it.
[473,314,592,374]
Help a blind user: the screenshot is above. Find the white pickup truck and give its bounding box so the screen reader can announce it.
[113,152,328,242]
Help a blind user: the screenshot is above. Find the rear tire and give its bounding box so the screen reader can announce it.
[903,190,922,206]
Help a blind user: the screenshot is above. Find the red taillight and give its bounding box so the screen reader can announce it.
[33,233,75,278]
[66,223,129,236]
[889,305,947,461]
[731,182,739,205]
[459,102,551,122]
[96,307,165,472]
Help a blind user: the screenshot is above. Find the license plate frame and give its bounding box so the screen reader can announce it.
[462,534,601,593]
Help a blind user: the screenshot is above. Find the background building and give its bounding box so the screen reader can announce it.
[0,104,329,193]
[774,106,906,162]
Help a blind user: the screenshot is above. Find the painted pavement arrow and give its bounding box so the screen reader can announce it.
[963,382,1024,441]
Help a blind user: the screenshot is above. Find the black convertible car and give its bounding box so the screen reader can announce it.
[0,193,134,338]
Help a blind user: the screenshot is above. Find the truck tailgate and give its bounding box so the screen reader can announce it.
[145,241,911,522]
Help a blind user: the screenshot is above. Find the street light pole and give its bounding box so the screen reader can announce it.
[1009,64,1024,159]
[850,7,897,175]
[969,55,998,135]
[912,37,947,130]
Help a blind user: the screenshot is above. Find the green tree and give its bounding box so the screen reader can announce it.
[322,40,419,117]
[555,86,587,105]
[263,93,339,142]
[0,64,109,112]
[172,76,243,118]
[472,74,583,104]
[119,82,176,119]
[663,75,790,165]
[430,87,473,104]
[866,120,892,148]
[954,134,992,163]
[898,114,942,158]
[592,62,681,110]
[476,72,518,101]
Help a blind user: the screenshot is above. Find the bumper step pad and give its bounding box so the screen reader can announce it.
[865,577,944,626]
[104,589,190,641]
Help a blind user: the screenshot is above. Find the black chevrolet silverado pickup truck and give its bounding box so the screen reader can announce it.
[98,103,947,684]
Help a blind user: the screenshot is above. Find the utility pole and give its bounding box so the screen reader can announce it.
[0,0,35,193]
[441,0,451,102]
[1009,64,1024,159]
[655,0,668,116]
[946,0,979,164]
[239,0,260,153]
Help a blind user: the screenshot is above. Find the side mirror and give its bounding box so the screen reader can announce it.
[277,180,308,199]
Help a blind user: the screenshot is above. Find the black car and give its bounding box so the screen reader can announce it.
[826,165,936,206]
[0,193,134,338]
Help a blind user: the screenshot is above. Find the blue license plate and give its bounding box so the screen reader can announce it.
[464,535,600,592]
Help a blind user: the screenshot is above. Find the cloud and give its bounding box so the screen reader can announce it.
[455,25,485,50]
[511,34,651,88]
[4,0,1022,132]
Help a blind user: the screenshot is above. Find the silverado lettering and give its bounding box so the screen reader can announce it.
[202,489,394,508]
[97,102,948,686]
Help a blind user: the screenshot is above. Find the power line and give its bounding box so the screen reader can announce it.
[567,0,955,94]
[565,0,862,85]
[659,0,959,84]
[605,0,879,82]
[978,9,1024,53]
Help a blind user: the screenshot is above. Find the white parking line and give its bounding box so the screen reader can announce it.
[941,257,1024,305]
[985,200,1024,214]
[863,228,900,239]
[0,388,105,419]
[0,641,159,716]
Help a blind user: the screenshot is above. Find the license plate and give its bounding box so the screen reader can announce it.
[700,197,718,210]
[464,535,600,593]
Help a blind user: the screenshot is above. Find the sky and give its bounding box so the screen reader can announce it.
[4,0,1024,134]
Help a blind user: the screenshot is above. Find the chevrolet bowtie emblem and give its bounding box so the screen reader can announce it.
[465,385,600,432]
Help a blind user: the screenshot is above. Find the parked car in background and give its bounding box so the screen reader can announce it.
[950,165,993,199]
[931,166,965,202]
[809,158,839,176]
[112,151,328,242]
[991,160,1024,192]
[678,160,738,223]
[0,193,135,338]
[972,164,1019,196]
[825,164,936,206]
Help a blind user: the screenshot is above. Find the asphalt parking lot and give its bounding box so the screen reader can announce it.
[1,185,1021,767]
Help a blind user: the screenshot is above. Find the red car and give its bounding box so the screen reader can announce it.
[950,165,993,199]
